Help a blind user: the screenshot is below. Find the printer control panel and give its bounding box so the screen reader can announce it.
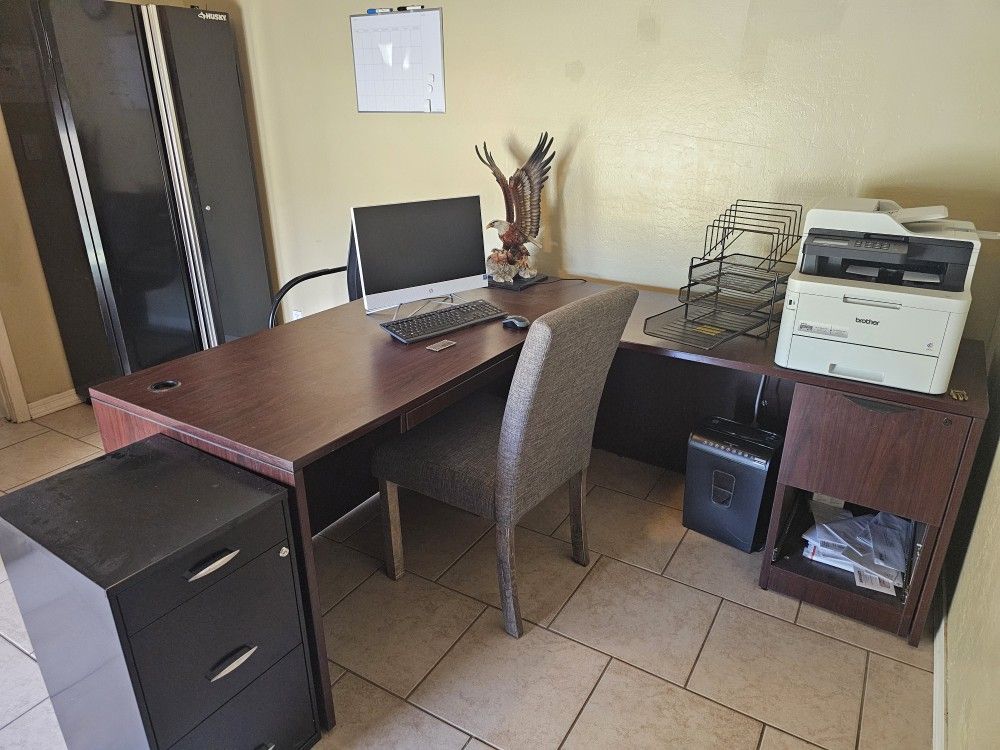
[812,235,906,254]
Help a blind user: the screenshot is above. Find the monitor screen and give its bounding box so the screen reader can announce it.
[352,196,487,311]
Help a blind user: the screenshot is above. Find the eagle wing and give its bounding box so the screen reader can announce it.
[475,142,515,223]
[509,132,555,241]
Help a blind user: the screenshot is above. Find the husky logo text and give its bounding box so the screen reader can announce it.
[198,11,227,21]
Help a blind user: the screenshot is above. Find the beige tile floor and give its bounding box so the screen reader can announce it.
[0,410,935,749]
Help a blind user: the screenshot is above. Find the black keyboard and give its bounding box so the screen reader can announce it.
[380,299,507,344]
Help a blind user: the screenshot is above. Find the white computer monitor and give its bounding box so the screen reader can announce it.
[351,196,488,312]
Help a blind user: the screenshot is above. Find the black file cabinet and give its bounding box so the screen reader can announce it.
[0,436,320,750]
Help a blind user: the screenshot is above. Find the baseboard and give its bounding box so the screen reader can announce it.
[28,389,82,420]
[933,579,948,750]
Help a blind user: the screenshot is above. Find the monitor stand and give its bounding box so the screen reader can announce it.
[488,274,548,291]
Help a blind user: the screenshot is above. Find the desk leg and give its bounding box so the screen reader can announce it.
[292,470,336,730]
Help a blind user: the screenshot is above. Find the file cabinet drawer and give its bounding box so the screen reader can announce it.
[118,500,286,634]
[171,645,316,750]
[778,384,969,524]
[129,541,301,748]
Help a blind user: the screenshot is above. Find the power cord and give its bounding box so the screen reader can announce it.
[752,374,766,427]
[535,277,589,285]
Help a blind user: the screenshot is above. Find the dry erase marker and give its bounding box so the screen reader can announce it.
[366,8,393,14]
[397,5,424,9]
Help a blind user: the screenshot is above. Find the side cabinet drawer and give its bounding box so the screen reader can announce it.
[128,541,301,748]
[118,500,286,634]
[171,645,316,750]
[778,384,969,524]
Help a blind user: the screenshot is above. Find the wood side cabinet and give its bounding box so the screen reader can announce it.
[760,383,986,645]
[0,436,320,750]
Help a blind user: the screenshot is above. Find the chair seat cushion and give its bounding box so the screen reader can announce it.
[372,391,505,519]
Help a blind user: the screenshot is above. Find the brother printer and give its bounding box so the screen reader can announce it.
[775,198,995,394]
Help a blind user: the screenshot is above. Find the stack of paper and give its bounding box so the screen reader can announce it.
[802,510,913,595]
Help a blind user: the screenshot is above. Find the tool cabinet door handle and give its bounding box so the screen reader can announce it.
[186,548,240,582]
[208,644,258,682]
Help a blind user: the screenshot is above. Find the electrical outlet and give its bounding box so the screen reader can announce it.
[291,309,304,321]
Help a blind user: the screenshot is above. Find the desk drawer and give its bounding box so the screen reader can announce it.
[171,645,315,750]
[119,500,286,634]
[129,541,301,748]
[778,384,968,524]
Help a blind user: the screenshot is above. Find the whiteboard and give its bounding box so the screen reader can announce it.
[350,9,445,113]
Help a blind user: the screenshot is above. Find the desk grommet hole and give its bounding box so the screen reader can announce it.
[148,379,181,393]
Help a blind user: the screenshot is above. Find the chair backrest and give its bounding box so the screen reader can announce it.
[494,285,639,525]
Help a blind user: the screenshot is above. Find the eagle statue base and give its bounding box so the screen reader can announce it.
[477,133,555,286]
[486,246,537,285]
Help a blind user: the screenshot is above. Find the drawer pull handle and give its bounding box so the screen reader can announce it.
[842,295,902,310]
[844,395,913,414]
[829,364,884,383]
[208,644,258,682]
[186,548,241,582]
[255,744,276,750]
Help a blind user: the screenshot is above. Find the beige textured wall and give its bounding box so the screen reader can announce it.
[945,324,1000,748]
[0,107,73,404]
[226,0,1000,333]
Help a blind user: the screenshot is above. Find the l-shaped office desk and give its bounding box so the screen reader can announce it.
[90,281,989,729]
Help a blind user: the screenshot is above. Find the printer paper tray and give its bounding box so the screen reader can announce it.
[786,335,939,393]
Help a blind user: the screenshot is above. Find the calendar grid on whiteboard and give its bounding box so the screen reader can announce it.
[349,9,445,114]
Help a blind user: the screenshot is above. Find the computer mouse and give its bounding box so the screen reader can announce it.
[502,315,530,330]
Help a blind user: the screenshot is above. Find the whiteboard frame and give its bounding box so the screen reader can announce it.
[348,8,446,114]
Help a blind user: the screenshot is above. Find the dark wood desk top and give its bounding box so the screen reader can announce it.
[91,281,989,478]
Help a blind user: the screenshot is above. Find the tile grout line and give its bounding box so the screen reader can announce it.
[3,447,104,493]
[0,695,48,733]
[681,601,881,750]
[754,722,766,750]
[434,522,496,582]
[324,512,926,739]
[331,559,811,747]
[322,567,381,616]
[683,597,723,689]
[659,528,689,575]
[337,664,480,745]
[793,621,934,675]
[404,606,488,703]
[556,655,612,749]
[546,554,605,627]
[854,651,871,750]
[0,427,53,453]
[543,614,771,731]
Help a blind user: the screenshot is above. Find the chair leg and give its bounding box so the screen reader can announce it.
[378,479,405,580]
[495,524,524,638]
[569,469,589,566]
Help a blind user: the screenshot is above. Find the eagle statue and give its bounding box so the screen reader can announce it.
[476,132,555,283]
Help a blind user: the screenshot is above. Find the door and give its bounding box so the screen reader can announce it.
[39,0,202,372]
[157,6,272,343]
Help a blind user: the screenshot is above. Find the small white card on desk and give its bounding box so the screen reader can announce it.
[426,339,456,351]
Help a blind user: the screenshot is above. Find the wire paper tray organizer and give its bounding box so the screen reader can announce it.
[645,199,802,350]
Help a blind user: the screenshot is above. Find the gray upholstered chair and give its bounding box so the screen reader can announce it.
[371,285,639,637]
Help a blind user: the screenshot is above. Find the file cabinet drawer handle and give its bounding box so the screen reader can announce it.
[186,548,240,582]
[208,644,258,683]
